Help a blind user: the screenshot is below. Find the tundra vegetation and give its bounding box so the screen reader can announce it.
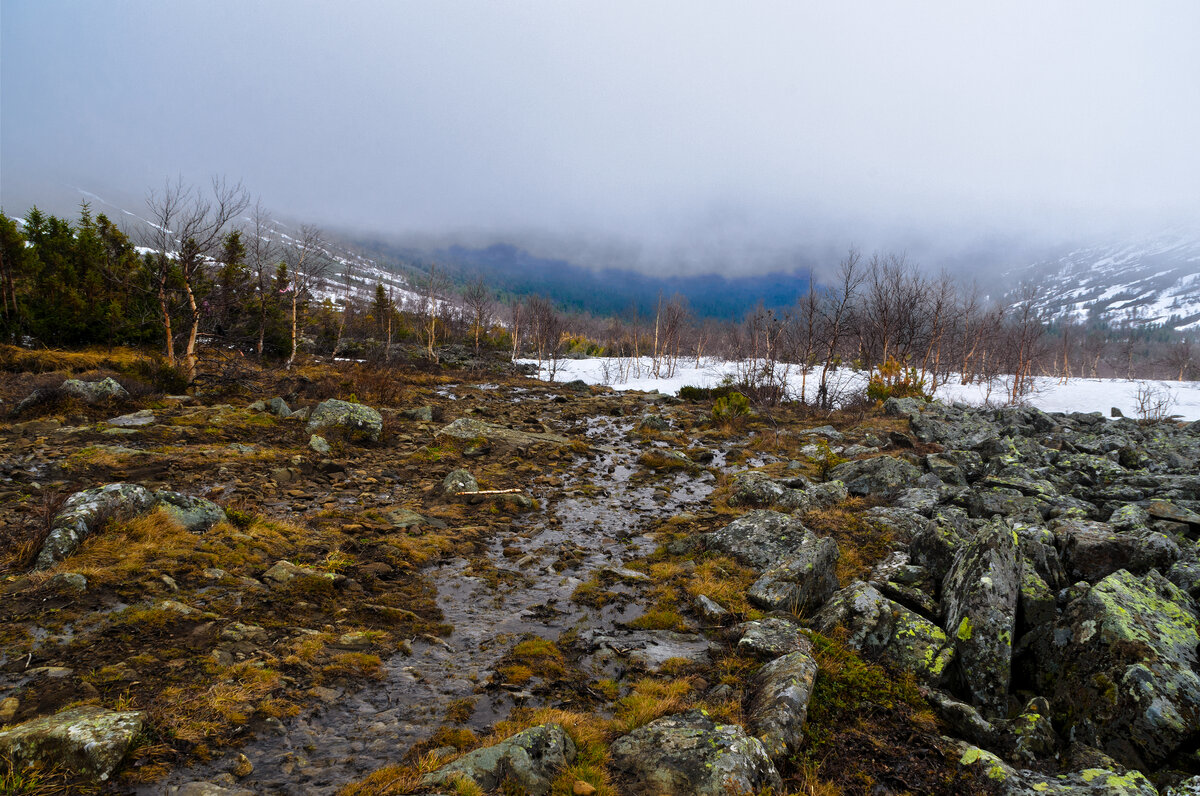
[0,190,1198,795]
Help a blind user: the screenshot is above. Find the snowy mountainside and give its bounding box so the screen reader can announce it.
[1003,229,1200,330]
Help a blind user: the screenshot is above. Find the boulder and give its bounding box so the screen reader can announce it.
[955,744,1159,795]
[728,471,809,511]
[1026,569,1200,771]
[609,710,782,796]
[305,399,383,442]
[265,397,291,417]
[443,469,479,496]
[0,705,144,781]
[735,617,810,660]
[829,455,923,497]
[154,491,227,532]
[35,483,156,569]
[422,723,576,796]
[746,531,839,614]
[400,405,433,422]
[941,520,1021,717]
[61,377,129,404]
[746,649,819,764]
[308,434,331,454]
[1054,518,1179,582]
[703,510,811,570]
[693,595,730,625]
[812,581,954,684]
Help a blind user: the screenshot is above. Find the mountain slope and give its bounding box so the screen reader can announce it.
[1003,229,1200,330]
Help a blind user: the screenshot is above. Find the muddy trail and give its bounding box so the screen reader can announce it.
[155,415,718,794]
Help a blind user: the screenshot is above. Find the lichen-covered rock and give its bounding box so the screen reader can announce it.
[735,617,810,660]
[1054,518,1179,583]
[703,510,812,571]
[35,483,156,570]
[1164,777,1200,796]
[308,434,331,454]
[956,743,1159,794]
[442,468,478,496]
[812,581,954,684]
[154,491,227,532]
[728,471,809,511]
[61,377,129,404]
[747,531,838,614]
[1026,568,1200,771]
[305,399,383,442]
[909,513,968,583]
[694,594,730,625]
[746,649,819,763]
[265,397,291,417]
[1006,696,1059,763]
[422,723,576,796]
[0,705,144,781]
[942,519,1021,717]
[609,710,782,796]
[829,455,922,497]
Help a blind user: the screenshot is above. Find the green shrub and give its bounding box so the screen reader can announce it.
[809,439,847,481]
[866,357,929,403]
[712,391,751,421]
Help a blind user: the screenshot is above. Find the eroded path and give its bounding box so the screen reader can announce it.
[150,413,716,794]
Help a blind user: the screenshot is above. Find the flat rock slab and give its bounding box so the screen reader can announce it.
[436,417,569,447]
[105,409,156,427]
[703,510,812,571]
[0,705,145,781]
[580,630,715,672]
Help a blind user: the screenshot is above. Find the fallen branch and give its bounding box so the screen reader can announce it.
[456,488,523,496]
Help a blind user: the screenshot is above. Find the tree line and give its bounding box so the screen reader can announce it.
[1,181,1195,398]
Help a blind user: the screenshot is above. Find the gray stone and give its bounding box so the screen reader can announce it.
[443,468,478,496]
[154,491,227,532]
[0,705,144,781]
[746,649,819,763]
[942,519,1021,717]
[266,397,291,417]
[735,617,809,660]
[401,405,433,422]
[168,783,255,796]
[703,510,812,571]
[582,630,715,672]
[436,417,568,446]
[105,409,155,428]
[694,594,730,624]
[35,483,156,569]
[609,710,782,796]
[305,398,383,442]
[1054,518,1179,582]
[62,377,129,404]
[308,434,331,454]
[746,531,839,614]
[728,471,809,511]
[422,723,575,796]
[829,455,923,497]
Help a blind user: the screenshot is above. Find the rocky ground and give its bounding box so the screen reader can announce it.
[0,347,1198,795]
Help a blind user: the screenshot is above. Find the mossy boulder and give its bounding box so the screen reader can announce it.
[422,722,575,796]
[812,580,954,684]
[941,519,1021,717]
[728,471,810,511]
[0,705,145,781]
[305,399,382,442]
[609,710,782,796]
[955,743,1158,794]
[1026,568,1200,771]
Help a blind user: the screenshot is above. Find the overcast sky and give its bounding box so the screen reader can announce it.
[3,1,1199,272]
